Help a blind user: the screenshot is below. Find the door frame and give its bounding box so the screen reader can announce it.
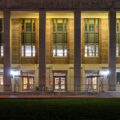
[53,71,67,92]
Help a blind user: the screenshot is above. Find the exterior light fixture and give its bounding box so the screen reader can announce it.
[10,70,20,76]
[100,70,110,76]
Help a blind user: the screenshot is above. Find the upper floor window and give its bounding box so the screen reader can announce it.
[0,19,3,57]
[116,19,120,57]
[53,19,67,57]
[84,19,99,57]
[21,19,35,57]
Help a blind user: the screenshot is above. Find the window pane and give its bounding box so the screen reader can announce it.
[53,23,55,32]
[96,44,99,56]
[117,23,119,32]
[33,45,35,56]
[25,45,31,56]
[85,45,88,56]
[64,24,67,32]
[53,45,56,56]
[1,45,3,56]
[117,72,120,84]
[57,44,63,56]
[85,24,87,32]
[0,76,3,85]
[116,44,119,56]
[22,45,24,56]
[24,33,32,43]
[89,45,95,56]
[57,23,63,32]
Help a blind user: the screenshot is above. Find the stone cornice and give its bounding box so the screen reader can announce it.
[0,0,119,10]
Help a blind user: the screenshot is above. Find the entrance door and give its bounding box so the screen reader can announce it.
[86,77,97,92]
[22,76,34,91]
[53,72,67,91]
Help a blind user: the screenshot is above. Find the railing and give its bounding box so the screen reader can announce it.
[53,32,67,43]
[6,83,109,93]
[85,32,99,43]
[21,32,35,43]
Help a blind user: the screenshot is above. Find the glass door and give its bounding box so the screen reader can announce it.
[60,77,66,90]
[87,77,97,92]
[22,76,34,91]
[53,72,67,92]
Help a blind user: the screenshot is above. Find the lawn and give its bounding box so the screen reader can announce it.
[0,98,120,120]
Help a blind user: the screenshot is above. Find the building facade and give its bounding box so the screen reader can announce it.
[0,0,119,93]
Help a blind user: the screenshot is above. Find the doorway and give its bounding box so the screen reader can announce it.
[22,76,34,91]
[85,71,99,92]
[53,71,67,91]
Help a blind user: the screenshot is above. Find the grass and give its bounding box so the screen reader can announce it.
[0,98,120,120]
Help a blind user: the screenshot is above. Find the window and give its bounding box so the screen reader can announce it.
[53,19,67,57]
[84,19,99,57]
[116,19,120,56]
[117,72,120,84]
[0,19,3,56]
[0,76,3,85]
[21,19,36,57]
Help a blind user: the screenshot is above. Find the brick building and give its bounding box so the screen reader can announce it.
[0,0,119,93]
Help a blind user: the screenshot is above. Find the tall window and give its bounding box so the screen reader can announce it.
[84,19,99,57]
[53,19,67,57]
[0,19,3,56]
[21,19,35,57]
[117,72,120,84]
[116,19,120,56]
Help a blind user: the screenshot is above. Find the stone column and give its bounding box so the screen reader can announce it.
[74,11,81,92]
[109,9,116,91]
[3,10,11,92]
[39,11,46,92]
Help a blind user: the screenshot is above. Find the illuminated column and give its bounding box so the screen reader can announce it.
[3,10,11,92]
[39,11,46,91]
[109,9,116,91]
[74,11,81,92]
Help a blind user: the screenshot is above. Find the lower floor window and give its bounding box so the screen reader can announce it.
[53,43,67,56]
[85,44,98,57]
[0,45,3,56]
[0,76,3,85]
[117,72,120,84]
[22,44,35,57]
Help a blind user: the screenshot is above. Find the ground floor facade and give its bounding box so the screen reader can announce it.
[0,64,120,93]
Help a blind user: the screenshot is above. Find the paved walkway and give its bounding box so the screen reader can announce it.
[0,94,97,99]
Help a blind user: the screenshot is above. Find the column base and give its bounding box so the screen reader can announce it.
[4,85,11,92]
[109,85,116,91]
[39,84,46,92]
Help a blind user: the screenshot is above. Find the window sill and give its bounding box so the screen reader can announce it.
[52,56,68,58]
[85,56,99,58]
[21,56,36,58]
